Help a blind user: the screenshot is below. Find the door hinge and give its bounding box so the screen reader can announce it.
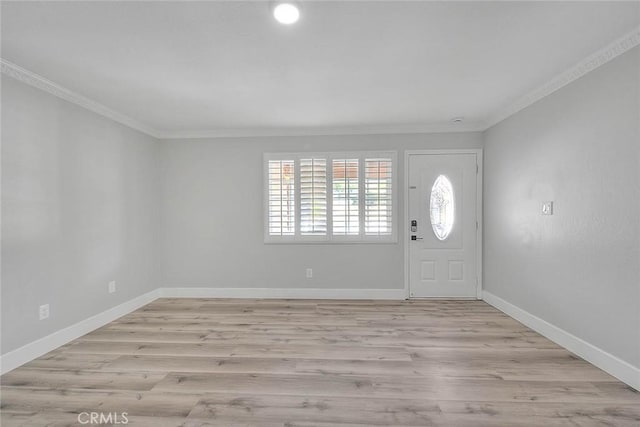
[476,164,479,174]
[476,221,478,230]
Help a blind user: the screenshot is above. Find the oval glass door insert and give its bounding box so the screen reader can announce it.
[430,175,455,240]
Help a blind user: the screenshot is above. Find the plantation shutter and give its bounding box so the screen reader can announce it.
[332,159,359,235]
[265,152,395,242]
[300,158,327,235]
[365,158,393,236]
[267,160,295,236]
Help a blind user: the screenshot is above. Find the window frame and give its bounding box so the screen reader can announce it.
[264,151,398,244]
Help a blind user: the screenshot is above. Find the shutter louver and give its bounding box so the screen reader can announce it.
[332,159,359,235]
[300,158,327,235]
[268,160,295,236]
[365,158,393,236]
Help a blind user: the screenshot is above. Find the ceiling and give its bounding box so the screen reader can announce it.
[2,1,639,137]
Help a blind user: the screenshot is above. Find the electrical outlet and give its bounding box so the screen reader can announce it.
[306,268,313,279]
[39,304,50,320]
[108,281,116,294]
[542,201,554,215]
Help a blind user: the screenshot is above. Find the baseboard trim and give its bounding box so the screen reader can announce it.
[482,290,640,391]
[159,287,406,300]
[0,289,160,375]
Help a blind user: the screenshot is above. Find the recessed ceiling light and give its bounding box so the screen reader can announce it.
[273,2,300,25]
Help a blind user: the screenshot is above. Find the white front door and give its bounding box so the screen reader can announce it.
[408,152,479,298]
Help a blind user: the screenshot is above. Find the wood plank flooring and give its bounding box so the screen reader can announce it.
[1,299,639,426]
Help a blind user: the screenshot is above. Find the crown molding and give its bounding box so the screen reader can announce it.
[157,121,486,140]
[484,25,640,129]
[3,26,639,139]
[0,58,162,138]
[1,57,482,139]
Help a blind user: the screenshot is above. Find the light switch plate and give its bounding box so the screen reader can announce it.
[542,201,554,215]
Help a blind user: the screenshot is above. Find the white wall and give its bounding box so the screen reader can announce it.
[483,47,640,368]
[159,133,482,292]
[1,76,160,354]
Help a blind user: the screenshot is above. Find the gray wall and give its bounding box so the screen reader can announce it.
[4,43,637,377]
[483,47,640,368]
[159,133,482,290]
[1,76,160,354]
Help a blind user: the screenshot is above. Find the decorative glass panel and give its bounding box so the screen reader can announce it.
[430,175,454,240]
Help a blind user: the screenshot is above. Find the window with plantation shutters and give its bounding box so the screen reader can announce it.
[300,158,327,235]
[365,158,393,236]
[332,159,359,236]
[267,160,295,236]
[264,151,396,243]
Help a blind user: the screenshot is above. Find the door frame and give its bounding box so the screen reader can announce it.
[404,149,483,300]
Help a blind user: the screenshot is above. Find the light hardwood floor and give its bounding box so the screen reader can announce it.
[1,299,639,426]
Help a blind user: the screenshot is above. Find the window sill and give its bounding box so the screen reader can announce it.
[264,239,398,245]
